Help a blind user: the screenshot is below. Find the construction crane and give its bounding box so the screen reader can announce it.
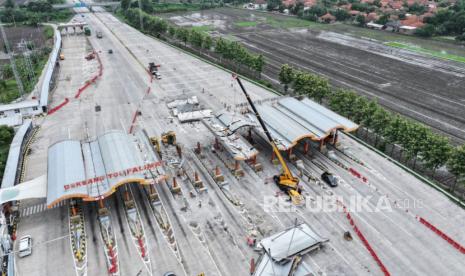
[234,75,303,204]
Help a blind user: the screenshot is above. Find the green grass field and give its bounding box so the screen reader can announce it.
[264,16,317,28]
[190,25,214,32]
[0,80,21,104]
[386,41,465,64]
[234,21,258,27]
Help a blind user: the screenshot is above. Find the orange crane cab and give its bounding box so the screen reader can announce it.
[234,75,303,205]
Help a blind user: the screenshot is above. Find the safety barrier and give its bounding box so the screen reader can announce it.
[40,24,62,110]
[146,69,153,83]
[128,87,151,134]
[338,149,465,257]
[75,51,103,99]
[417,216,465,254]
[348,167,368,183]
[107,245,118,274]
[128,110,139,134]
[339,202,391,276]
[47,98,69,115]
[327,155,369,184]
[138,237,146,258]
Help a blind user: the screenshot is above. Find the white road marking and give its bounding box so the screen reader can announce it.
[20,201,67,217]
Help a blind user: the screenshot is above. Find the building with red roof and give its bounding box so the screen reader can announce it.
[282,0,296,7]
[401,14,425,27]
[319,13,336,23]
[366,12,380,21]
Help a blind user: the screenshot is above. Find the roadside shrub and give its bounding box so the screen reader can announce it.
[332,9,350,21]
[415,24,435,37]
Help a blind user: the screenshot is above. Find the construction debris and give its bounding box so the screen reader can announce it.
[203,111,259,161]
[253,222,328,275]
[167,96,212,122]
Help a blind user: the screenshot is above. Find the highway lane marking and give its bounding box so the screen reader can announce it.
[20,201,66,218]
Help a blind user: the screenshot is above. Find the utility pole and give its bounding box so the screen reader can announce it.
[20,39,36,89]
[0,20,25,98]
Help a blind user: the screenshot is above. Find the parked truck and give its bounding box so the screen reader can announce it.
[84,27,91,36]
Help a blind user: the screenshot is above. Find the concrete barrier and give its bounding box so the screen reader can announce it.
[340,202,391,276]
[40,24,62,112]
[47,98,69,115]
[418,216,465,254]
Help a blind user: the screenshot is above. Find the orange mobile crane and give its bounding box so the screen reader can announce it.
[234,75,303,204]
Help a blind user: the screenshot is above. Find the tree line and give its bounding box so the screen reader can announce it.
[279,64,465,191]
[122,8,265,75]
[1,43,51,103]
[0,0,71,26]
[416,0,465,41]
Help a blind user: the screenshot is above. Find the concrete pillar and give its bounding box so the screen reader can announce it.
[124,190,129,202]
[194,171,204,189]
[288,147,296,162]
[214,166,225,182]
[303,141,309,154]
[214,137,220,150]
[171,177,181,194]
[250,156,256,165]
[71,206,77,216]
[172,177,177,188]
[176,144,182,158]
[234,160,244,177]
[196,141,201,154]
[332,131,339,145]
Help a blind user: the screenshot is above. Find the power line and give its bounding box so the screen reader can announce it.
[0,20,25,98]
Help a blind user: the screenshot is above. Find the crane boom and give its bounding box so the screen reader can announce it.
[234,76,293,178]
[234,75,302,204]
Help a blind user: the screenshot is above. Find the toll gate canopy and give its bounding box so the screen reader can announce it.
[254,97,358,150]
[46,130,161,207]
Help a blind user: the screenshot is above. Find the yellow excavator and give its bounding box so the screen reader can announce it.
[234,75,303,205]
